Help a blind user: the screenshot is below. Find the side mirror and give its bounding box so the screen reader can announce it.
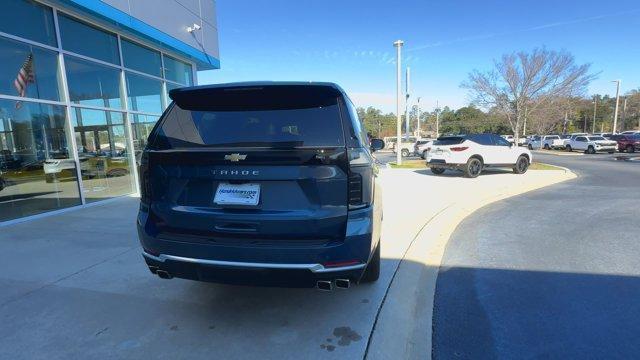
[370,138,385,152]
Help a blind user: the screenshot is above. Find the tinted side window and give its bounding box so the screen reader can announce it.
[345,97,368,148]
[434,137,465,145]
[469,134,493,145]
[493,135,511,146]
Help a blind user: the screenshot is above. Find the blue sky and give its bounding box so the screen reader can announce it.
[199,0,640,113]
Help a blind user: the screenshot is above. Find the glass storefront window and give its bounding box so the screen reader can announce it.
[131,114,159,165]
[0,0,57,47]
[0,100,81,221]
[164,82,182,109]
[125,73,163,114]
[58,13,120,65]
[0,36,62,101]
[121,39,162,78]
[163,55,193,85]
[71,108,134,203]
[65,55,123,109]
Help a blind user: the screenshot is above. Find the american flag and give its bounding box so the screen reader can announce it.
[14,53,34,108]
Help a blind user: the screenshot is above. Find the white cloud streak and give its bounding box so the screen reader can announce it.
[408,8,640,52]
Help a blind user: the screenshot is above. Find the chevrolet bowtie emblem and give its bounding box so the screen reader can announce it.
[224,153,247,162]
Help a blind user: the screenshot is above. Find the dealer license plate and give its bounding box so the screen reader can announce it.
[214,183,260,206]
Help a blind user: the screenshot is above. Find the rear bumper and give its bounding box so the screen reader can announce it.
[137,206,379,287]
[427,159,463,170]
[142,251,366,287]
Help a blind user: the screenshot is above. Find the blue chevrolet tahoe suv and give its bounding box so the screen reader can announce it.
[137,82,384,289]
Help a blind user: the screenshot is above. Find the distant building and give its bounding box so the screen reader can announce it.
[0,0,219,223]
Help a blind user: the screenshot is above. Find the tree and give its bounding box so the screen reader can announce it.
[462,48,596,141]
[357,106,397,138]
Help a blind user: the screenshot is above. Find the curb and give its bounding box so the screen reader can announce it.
[365,169,577,360]
[533,150,584,156]
[536,162,574,174]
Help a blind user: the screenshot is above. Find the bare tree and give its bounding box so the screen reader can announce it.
[462,48,597,141]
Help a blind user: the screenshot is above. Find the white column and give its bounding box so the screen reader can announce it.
[394,40,404,165]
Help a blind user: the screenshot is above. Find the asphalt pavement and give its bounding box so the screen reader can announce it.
[433,151,640,359]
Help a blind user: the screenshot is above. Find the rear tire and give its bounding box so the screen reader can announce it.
[586,146,595,154]
[430,167,445,175]
[565,145,572,152]
[401,149,409,158]
[361,242,380,283]
[544,144,550,150]
[513,155,529,174]
[627,145,635,153]
[463,157,483,178]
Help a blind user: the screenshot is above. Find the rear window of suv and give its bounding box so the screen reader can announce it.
[153,86,345,149]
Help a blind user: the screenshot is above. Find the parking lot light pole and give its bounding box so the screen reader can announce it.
[435,100,440,138]
[405,67,411,138]
[592,96,597,134]
[394,40,404,165]
[612,80,621,134]
[622,96,628,131]
[416,97,421,137]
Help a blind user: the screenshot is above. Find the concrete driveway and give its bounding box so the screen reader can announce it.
[0,167,573,360]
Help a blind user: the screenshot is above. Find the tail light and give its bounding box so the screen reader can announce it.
[347,148,372,209]
[450,146,469,152]
[348,172,363,206]
[139,154,151,206]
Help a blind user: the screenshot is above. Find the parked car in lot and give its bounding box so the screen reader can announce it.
[414,139,434,159]
[138,82,384,289]
[610,134,640,153]
[501,134,515,143]
[393,136,418,157]
[528,135,564,150]
[620,130,640,135]
[561,132,588,148]
[566,135,617,154]
[427,133,532,178]
[383,136,397,149]
[518,136,530,146]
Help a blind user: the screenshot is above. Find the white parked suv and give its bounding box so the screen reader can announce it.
[561,133,588,148]
[528,135,564,150]
[501,134,515,143]
[427,134,532,178]
[566,135,617,154]
[393,136,418,157]
[414,139,435,159]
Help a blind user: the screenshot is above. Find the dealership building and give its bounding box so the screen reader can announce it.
[0,0,219,223]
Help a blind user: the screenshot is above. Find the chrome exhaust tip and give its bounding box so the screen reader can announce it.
[156,270,172,279]
[335,279,350,289]
[317,280,333,291]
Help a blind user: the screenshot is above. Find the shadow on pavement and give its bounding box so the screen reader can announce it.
[413,168,513,177]
[432,265,640,359]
